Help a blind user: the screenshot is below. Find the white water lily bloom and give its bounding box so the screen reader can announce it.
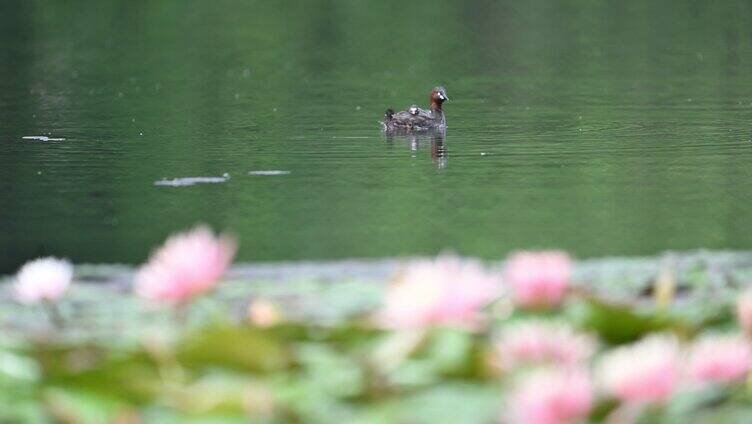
[13,257,73,304]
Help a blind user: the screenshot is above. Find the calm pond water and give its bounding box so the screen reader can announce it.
[2,1,752,273]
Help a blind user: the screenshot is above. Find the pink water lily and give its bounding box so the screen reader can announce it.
[496,320,595,369]
[508,367,594,424]
[135,226,236,304]
[505,251,572,309]
[597,334,680,405]
[688,334,752,385]
[377,254,502,330]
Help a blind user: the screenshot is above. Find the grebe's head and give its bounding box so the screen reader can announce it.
[408,105,420,115]
[431,86,449,104]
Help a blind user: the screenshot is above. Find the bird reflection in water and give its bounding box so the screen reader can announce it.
[384,128,447,169]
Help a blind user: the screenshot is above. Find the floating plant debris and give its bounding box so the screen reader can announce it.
[248,170,290,176]
[22,135,65,142]
[154,176,228,187]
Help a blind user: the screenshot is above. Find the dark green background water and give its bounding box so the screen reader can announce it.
[2,0,752,273]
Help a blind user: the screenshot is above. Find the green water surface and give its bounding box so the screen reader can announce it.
[2,0,752,272]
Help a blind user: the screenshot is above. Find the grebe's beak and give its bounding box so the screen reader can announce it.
[438,92,448,101]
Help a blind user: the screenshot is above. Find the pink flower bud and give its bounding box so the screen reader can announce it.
[737,290,752,337]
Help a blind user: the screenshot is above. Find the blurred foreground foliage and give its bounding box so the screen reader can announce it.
[1,293,752,424]
[1,321,500,424]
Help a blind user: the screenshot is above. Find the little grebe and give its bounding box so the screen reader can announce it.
[383,86,448,132]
